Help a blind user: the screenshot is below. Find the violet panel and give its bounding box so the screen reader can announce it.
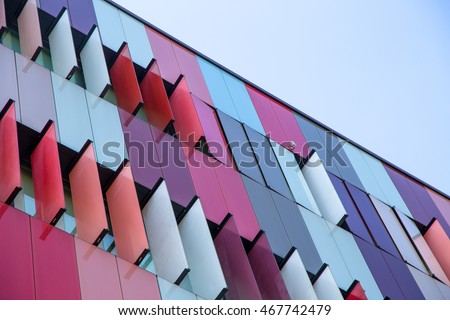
[67,0,97,34]
[213,216,262,300]
[0,45,20,120]
[381,251,425,300]
[354,237,404,299]
[0,204,35,299]
[427,188,450,228]
[31,217,81,299]
[248,233,290,299]
[328,173,373,244]
[39,0,67,17]
[346,182,401,259]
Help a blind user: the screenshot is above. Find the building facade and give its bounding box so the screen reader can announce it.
[1,0,450,300]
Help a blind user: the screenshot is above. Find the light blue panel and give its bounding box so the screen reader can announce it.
[342,143,389,204]
[119,11,153,68]
[408,265,444,299]
[272,141,320,214]
[222,71,265,134]
[299,206,353,290]
[327,221,384,300]
[63,214,76,234]
[92,0,125,51]
[196,57,239,119]
[52,73,94,152]
[362,152,413,218]
[157,277,197,300]
[85,91,126,171]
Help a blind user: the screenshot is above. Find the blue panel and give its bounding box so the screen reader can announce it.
[92,0,125,51]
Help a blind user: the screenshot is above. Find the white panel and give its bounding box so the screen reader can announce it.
[327,222,384,300]
[178,198,227,300]
[301,152,347,225]
[370,196,427,273]
[142,180,189,284]
[80,27,111,97]
[313,266,343,300]
[48,10,78,78]
[157,277,196,300]
[280,250,317,300]
[408,265,444,299]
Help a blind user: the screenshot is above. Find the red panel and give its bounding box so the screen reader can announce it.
[214,216,262,300]
[215,164,260,241]
[427,188,450,227]
[170,78,204,147]
[31,122,65,225]
[117,257,161,300]
[424,220,450,280]
[172,43,213,106]
[246,85,287,143]
[191,95,233,167]
[30,217,81,299]
[69,144,108,244]
[145,27,180,84]
[0,203,35,299]
[106,164,149,264]
[183,148,228,225]
[346,282,368,300]
[74,238,122,300]
[0,102,21,203]
[140,61,174,130]
[248,233,290,300]
[110,44,143,114]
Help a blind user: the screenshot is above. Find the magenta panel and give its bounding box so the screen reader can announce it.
[215,164,260,241]
[248,233,290,300]
[214,216,262,300]
[172,43,213,106]
[117,257,161,300]
[145,27,180,84]
[74,238,122,300]
[0,203,35,299]
[30,217,81,299]
[31,123,65,225]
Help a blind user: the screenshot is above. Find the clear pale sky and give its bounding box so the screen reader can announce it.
[115,0,450,195]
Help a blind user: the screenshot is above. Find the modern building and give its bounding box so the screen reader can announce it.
[1,0,449,300]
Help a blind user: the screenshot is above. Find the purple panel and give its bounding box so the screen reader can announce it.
[354,237,404,299]
[0,45,20,119]
[346,182,401,258]
[214,216,262,300]
[39,0,67,17]
[67,0,98,34]
[329,173,373,244]
[384,165,430,226]
[0,204,35,299]
[118,109,163,190]
[248,233,290,299]
[149,124,196,206]
[381,251,425,300]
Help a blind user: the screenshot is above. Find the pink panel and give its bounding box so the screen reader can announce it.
[170,78,204,147]
[424,220,450,281]
[0,203,35,299]
[140,61,174,131]
[116,257,161,300]
[427,188,450,227]
[214,216,262,300]
[184,148,228,224]
[248,233,290,300]
[30,217,81,299]
[17,0,43,60]
[106,164,149,264]
[271,100,310,157]
[246,85,287,143]
[145,27,180,83]
[172,43,213,106]
[215,164,260,241]
[0,0,6,31]
[74,238,122,300]
[346,282,368,300]
[0,102,21,203]
[192,95,233,167]
[69,144,108,244]
[110,44,143,114]
[31,122,65,225]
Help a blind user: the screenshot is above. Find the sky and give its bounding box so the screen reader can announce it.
[115,0,450,195]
